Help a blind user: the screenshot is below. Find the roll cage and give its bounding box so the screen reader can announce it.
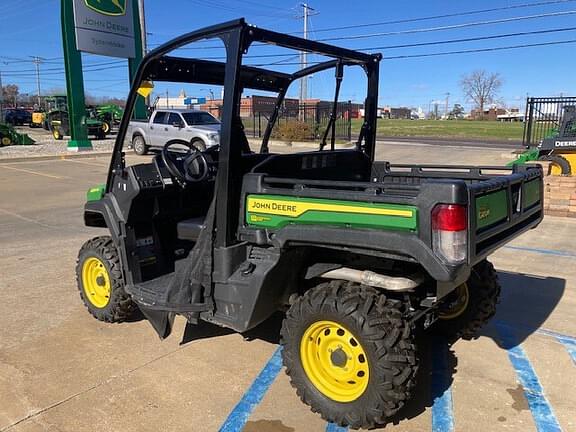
[111,18,381,248]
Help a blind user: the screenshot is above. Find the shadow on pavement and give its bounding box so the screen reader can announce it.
[180,320,234,345]
[482,270,565,348]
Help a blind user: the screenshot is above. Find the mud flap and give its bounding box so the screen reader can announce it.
[139,308,175,339]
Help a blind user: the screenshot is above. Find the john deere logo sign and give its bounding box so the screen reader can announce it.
[85,0,126,16]
[73,0,135,58]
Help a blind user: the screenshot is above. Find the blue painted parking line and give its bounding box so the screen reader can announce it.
[496,323,562,432]
[219,346,283,432]
[326,423,348,431]
[496,321,576,366]
[431,338,455,432]
[536,329,576,365]
[503,245,576,258]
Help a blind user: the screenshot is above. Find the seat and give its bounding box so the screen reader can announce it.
[177,217,206,241]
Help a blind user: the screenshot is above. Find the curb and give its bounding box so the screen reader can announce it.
[0,151,113,164]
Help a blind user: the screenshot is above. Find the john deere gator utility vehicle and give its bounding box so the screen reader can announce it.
[76,19,544,429]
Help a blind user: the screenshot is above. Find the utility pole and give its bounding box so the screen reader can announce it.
[30,56,44,107]
[444,92,450,119]
[299,3,316,104]
[0,70,3,120]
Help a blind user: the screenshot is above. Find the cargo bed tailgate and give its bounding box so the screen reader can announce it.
[469,164,543,261]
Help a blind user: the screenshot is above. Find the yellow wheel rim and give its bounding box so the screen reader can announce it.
[549,163,563,176]
[300,320,369,402]
[439,283,469,320]
[1,137,11,145]
[103,123,110,133]
[53,130,59,139]
[81,257,111,308]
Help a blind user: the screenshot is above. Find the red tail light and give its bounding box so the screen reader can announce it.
[432,204,467,232]
[432,204,468,264]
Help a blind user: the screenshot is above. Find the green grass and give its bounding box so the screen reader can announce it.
[351,119,524,142]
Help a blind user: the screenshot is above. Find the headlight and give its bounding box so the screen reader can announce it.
[207,133,219,143]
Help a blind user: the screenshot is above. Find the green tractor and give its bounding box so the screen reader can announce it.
[94,104,124,134]
[45,95,108,140]
[0,122,35,146]
[510,97,576,175]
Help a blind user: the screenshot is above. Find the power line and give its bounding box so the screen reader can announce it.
[246,38,576,66]
[149,8,576,51]
[307,0,576,34]
[383,38,576,60]
[316,10,576,42]
[368,25,576,50]
[143,26,576,62]
[186,0,295,19]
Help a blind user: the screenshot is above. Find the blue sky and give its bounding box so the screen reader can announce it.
[1,0,575,111]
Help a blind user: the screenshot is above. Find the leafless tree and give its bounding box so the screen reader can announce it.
[460,70,502,117]
[1,84,19,107]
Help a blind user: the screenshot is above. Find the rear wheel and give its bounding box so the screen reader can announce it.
[132,134,148,155]
[76,236,136,322]
[281,281,418,429]
[435,260,501,340]
[538,154,571,175]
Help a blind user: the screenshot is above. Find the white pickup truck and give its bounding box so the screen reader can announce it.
[127,109,220,155]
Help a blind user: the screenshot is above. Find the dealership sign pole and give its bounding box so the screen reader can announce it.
[61,0,145,151]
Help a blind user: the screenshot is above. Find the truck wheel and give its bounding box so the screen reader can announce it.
[102,121,111,134]
[76,236,136,323]
[435,260,501,340]
[538,154,571,175]
[281,281,418,429]
[191,138,206,151]
[132,135,148,155]
[52,128,63,140]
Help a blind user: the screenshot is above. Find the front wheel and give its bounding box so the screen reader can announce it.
[191,138,206,151]
[435,260,501,340]
[281,281,418,429]
[76,236,136,322]
[538,154,571,175]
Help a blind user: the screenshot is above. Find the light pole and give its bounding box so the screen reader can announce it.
[201,88,214,100]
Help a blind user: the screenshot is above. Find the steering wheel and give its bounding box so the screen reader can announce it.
[161,139,209,186]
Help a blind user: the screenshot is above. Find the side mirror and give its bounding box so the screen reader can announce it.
[172,121,184,128]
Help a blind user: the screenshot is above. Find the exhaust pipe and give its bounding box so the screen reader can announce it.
[320,267,421,292]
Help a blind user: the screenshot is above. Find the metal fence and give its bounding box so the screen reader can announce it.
[523,96,576,147]
[207,102,354,142]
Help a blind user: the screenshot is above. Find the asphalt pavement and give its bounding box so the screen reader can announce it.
[0,147,574,432]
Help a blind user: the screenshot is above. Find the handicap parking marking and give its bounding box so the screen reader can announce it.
[431,338,455,432]
[496,323,563,432]
[219,346,284,432]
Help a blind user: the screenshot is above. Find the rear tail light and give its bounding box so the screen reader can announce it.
[432,204,467,264]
